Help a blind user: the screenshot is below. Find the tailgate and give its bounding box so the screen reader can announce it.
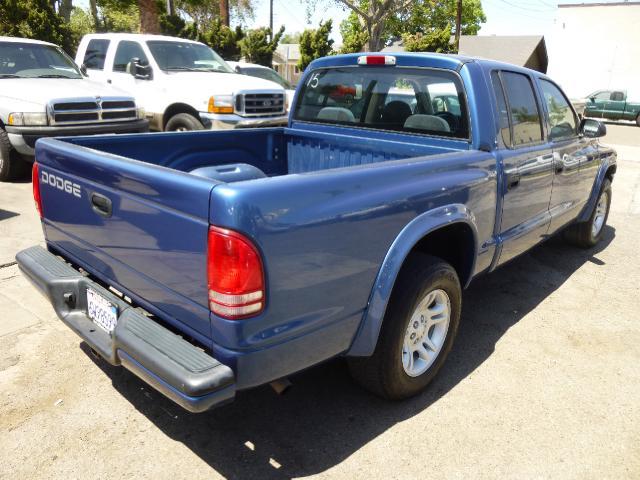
[36,138,217,342]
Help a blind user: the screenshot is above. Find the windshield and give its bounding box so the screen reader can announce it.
[147,41,234,73]
[0,42,82,79]
[294,66,469,139]
[242,67,292,89]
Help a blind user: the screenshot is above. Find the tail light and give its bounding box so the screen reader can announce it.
[207,226,265,319]
[32,162,43,218]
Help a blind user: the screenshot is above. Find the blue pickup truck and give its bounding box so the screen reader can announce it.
[17,53,616,413]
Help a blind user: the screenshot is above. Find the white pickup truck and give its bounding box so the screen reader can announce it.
[75,34,289,131]
[0,36,147,181]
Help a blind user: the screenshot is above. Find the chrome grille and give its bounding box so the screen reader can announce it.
[236,93,285,117]
[47,97,137,125]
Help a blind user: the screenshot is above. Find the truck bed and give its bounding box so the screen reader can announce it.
[35,125,495,389]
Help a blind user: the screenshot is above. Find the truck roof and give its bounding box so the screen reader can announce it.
[0,36,56,47]
[308,52,544,78]
[81,33,204,45]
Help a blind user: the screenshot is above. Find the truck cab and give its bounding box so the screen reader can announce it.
[0,36,147,181]
[584,89,640,126]
[75,34,289,132]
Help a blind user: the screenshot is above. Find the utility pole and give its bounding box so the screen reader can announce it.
[269,0,274,40]
[455,0,462,52]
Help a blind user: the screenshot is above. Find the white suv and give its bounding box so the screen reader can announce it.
[76,34,289,131]
[0,36,147,181]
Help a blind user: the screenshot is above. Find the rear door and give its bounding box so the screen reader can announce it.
[606,91,626,120]
[492,70,554,265]
[37,139,217,343]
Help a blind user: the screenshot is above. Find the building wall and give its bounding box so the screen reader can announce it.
[547,3,640,98]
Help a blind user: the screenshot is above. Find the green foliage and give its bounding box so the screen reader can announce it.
[298,20,333,71]
[239,26,284,67]
[0,0,68,48]
[339,11,367,54]
[68,7,95,51]
[338,0,486,53]
[98,0,140,33]
[281,32,302,44]
[205,21,244,60]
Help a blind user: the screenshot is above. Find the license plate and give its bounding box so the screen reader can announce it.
[87,288,118,334]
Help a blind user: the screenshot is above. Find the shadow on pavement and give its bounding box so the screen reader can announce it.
[0,209,19,221]
[83,225,615,479]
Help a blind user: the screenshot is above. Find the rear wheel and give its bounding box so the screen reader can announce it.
[564,178,612,248]
[636,113,640,127]
[165,113,204,132]
[348,254,461,399]
[0,128,29,182]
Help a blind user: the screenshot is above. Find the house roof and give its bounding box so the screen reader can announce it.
[458,35,548,73]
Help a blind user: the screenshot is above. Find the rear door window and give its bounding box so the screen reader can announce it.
[293,66,469,139]
[83,39,110,70]
[500,71,543,146]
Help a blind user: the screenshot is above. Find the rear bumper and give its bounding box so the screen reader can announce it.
[15,245,235,413]
[6,119,149,156]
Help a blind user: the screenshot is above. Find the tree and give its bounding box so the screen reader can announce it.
[333,0,413,52]
[338,0,485,53]
[239,26,284,66]
[281,31,302,44]
[0,0,67,47]
[205,21,244,59]
[390,0,485,53]
[298,20,333,71]
[138,0,160,33]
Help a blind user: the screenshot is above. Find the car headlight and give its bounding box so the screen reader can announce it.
[136,107,146,119]
[8,112,48,126]
[208,95,234,114]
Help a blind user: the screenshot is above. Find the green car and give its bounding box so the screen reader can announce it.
[584,90,640,126]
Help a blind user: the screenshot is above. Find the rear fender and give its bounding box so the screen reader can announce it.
[347,204,478,357]
[578,149,616,223]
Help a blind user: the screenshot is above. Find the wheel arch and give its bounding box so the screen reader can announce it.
[347,204,478,357]
[162,103,202,130]
[578,150,617,223]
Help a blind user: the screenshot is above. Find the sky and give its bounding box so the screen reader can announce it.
[76,0,626,45]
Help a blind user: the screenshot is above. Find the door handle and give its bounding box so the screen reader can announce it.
[91,193,112,218]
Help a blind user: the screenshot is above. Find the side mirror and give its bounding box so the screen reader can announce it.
[589,97,596,103]
[127,57,152,80]
[580,118,606,138]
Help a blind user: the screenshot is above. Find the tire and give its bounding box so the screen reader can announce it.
[0,128,29,182]
[636,114,640,128]
[165,113,204,132]
[564,178,612,248]
[348,254,462,400]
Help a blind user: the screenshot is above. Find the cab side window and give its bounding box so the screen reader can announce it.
[113,41,148,73]
[83,39,110,70]
[501,71,543,147]
[610,91,625,101]
[491,71,512,147]
[540,79,577,141]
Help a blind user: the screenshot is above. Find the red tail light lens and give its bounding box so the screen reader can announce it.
[207,226,265,319]
[32,162,42,218]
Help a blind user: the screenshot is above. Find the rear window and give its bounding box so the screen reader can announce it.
[293,66,469,139]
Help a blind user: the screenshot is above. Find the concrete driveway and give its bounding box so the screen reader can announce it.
[0,125,639,479]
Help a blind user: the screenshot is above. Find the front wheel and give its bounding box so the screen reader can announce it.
[564,178,612,248]
[165,113,204,132]
[636,113,640,128]
[0,128,29,182]
[348,254,461,399]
